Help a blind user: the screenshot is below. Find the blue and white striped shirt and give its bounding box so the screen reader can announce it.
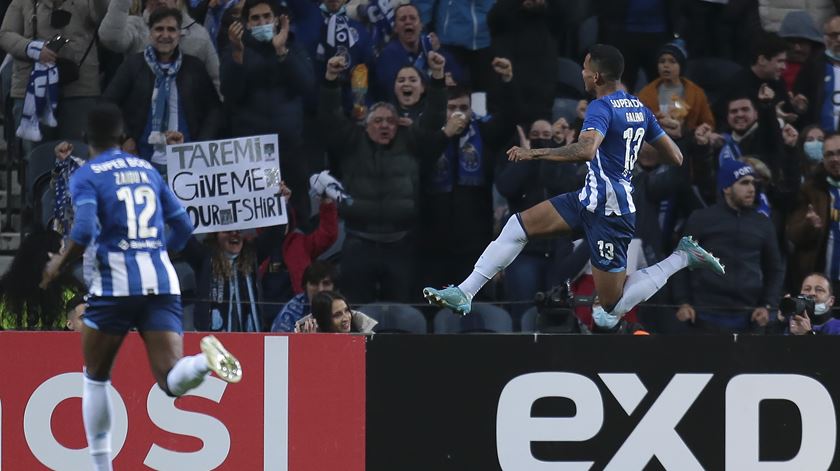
[578,91,666,216]
[70,149,185,297]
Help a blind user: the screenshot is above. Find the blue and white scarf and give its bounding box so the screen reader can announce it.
[756,191,771,218]
[53,155,83,235]
[143,45,182,160]
[411,34,434,75]
[430,120,485,193]
[364,0,397,53]
[717,133,742,165]
[203,0,239,51]
[17,41,58,142]
[316,4,358,64]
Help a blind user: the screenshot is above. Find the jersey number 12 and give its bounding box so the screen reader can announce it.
[117,185,158,239]
[623,127,645,174]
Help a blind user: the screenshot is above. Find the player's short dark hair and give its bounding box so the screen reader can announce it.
[66,294,86,313]
[242,0,277,23]
[85,103,124,150]
[588,44,624,82]
[148,7,182,28]
[750,32,788,64]
[447,85,471,101]
[302,260,336,286]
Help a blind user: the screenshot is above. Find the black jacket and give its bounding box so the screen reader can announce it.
[220,41,315,144]
[103,51,222,145]
[673,201,784,314]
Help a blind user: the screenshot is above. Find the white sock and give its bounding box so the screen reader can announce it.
[458,216,529,299]
[166,354,210,397]
[610,251,689,317]
[83,376,113,471]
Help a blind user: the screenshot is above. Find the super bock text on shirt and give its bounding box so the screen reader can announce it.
[70,150,184,297]
[577,91,666,217]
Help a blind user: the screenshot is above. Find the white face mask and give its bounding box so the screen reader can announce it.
[814,302,830,316]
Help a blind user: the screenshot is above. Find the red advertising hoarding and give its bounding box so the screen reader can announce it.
[0,332,365,470]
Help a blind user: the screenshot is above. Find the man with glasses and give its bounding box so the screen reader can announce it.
[788,133,840,295]
[795,15,840,132]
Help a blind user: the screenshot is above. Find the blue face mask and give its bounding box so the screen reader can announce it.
[804,140,824,162]
[251,23,274,42]
[827,49,840,62]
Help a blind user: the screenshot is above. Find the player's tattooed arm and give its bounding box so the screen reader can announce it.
[506,130,600,163]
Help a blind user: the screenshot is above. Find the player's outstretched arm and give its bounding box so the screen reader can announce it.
[506,130,602,163]
[648,134,683,166]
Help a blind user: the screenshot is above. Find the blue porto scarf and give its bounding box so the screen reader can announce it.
[411,34,434,76]
[717,133,742,165]
[429,120,485,193]
[144,45,182,137]
[316,4,358,64]
[363,0,397,53]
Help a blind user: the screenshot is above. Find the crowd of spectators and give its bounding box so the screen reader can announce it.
[4,0,840,335]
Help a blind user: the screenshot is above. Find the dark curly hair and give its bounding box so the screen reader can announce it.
[0,230,82,329]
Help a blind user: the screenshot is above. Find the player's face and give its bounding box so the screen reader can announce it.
[657,53,680,81]
[529,120,552,140]
[394,5,421,45]
[446,96,472,122]
[329,299,353,333]
[756,52,787,80]
[826,18,840,56]
[150,16,180,57]
[725,176,756,209]
[246,3,274,28]
[581,54,596,94]
[394,67,424,107]
[305,277,334,302]
[801,275,834,307]
[366,107,398,145]
[823,136,840,178]
[216,230,243,255]
[726,99,757,133]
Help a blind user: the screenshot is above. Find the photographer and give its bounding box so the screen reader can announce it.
[786,273,840,335]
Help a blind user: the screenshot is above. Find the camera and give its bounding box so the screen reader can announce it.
[780,295,815,318]
[534,280,587,333]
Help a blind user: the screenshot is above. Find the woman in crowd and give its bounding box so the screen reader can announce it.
[295,290,377,333]
[0,230,84,329]
[799,124,826,180]
[392,65,427,125]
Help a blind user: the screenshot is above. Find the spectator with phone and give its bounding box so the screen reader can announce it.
[0,0,108,148]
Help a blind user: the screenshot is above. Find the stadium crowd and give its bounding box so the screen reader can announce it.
[1,0,840,335]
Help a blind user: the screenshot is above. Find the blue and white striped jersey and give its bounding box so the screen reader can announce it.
[69,149,184,297]
[578,90,666,216]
